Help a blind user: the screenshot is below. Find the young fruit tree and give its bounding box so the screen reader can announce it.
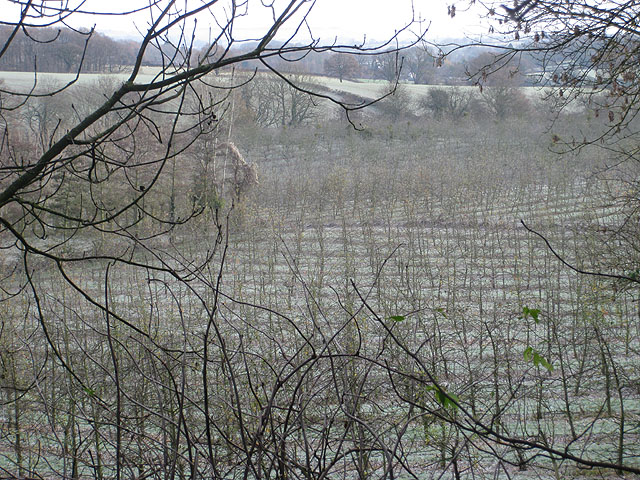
[473,1,640,307]
[457,0,640,474]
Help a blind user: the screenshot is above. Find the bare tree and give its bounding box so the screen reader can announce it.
[242,72,321,127]
[405,45,435,84]
[324,53,361,82]
[371,51,403,82]
[376,83,414,121]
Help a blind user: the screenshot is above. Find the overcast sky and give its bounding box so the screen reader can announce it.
[2,0,489,42]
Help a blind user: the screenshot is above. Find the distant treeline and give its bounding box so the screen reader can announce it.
[0,25,541,85]
[0,26,151,73]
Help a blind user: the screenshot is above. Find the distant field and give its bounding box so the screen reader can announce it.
[0,69,553,106]
[312,75,554,103]
[0,69,387,94]
[0,68,168,91]
[310,76,443,99]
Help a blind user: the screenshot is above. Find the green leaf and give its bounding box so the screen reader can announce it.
[83,386,96,397]
[524,347,553,372]
[533,352,542,367]
[388,315,405,322]
[446,392,460,406]
[429,385,459,410]
[537,354,554,372]
[522,306,540,323]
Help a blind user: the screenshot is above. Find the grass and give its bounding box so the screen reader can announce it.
[0,67,176,91]
[0,68,553,105]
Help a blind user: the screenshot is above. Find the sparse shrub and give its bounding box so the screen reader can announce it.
[420,86,476,121]
[192,141,258,215]
[376,83,414,121]
[480,85,531,120]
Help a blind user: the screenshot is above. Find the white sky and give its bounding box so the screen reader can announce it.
[2,0,489,43]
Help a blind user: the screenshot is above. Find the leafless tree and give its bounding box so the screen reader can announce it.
[241,72,321,127]
[420,86,475,121]
[371,50,404,82]
[405,45,435,84]
[324,53,361,82]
